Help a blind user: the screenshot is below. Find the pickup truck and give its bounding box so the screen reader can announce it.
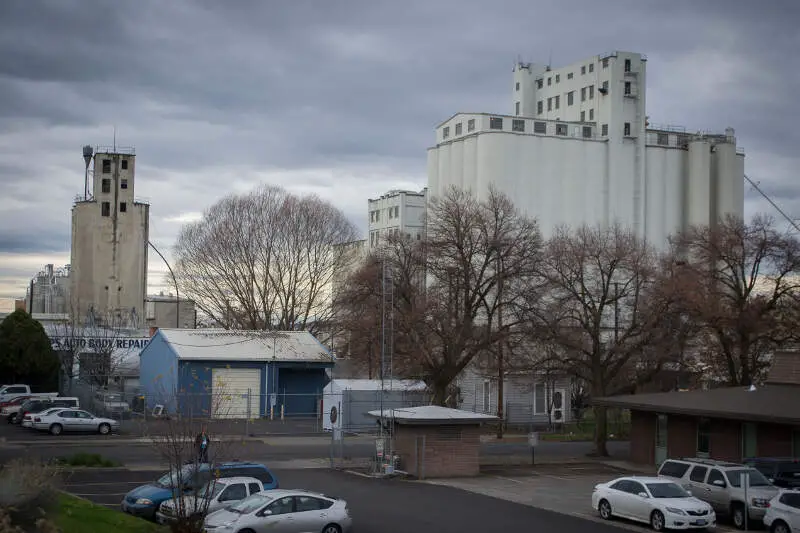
[0,385,58,404]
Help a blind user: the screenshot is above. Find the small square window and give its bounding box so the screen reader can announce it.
[554,95,560,109]
[537,101,543,115]
[580,111,586,122]
[102,159,111,174]
[515,81,520,91]
[536,79,543,89]
[467,119,475,132]
[589,85,594,99]
[589,63,594,73]
[101,202,110,217]
[581,65,586,75]
[121,159,128,170]
[547,77,552,86]
[101,178,111,194]
[455,122,462,135]
[442,126,450,139]
[555,74,560,83]
[582,126,592,138]
[589,108,594,121]
[120,202,127,213]
[567,72,573,80]
[515,101,520,115]
[602,58,609,68]
[624,82,632,95]
[489,117,503,130]
[547,98,552,111]
[512,119,525,132]
[555,124,568,136]
[567,91,574,106]
[657,133,669,145]
[624,59,631,72]
[624,122,631,136]
[601,124,609,136]
[121,179,128,190]
[533,121,547,134]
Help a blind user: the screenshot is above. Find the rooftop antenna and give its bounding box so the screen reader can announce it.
[82,145,93,200]
[548,47,553,69]
[113,125,117,152]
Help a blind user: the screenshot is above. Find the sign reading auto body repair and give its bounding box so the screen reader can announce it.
[50,337,150,351]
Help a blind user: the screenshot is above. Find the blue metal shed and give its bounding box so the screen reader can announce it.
[138,329,334,418]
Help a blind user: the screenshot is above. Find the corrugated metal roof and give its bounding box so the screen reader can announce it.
[367,405,499,424]
[158,329,332,363]
[327,379,427,392]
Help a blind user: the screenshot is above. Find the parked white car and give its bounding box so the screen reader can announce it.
[31,408,120,435]
[156,476,265,525]
[204,489,352,533]
[592,476,716,531]
[763,489,800,533]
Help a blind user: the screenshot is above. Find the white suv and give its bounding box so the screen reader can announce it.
[763,489,800,533]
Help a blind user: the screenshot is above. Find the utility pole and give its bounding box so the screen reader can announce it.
[496,245,505,439]
[148,241,180,328]
[613,282,620,343]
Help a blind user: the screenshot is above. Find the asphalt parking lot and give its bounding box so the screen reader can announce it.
[426,463,742,532]
[61,467,630,533]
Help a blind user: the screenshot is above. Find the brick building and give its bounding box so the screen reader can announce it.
[368,406,498,478]
[592,351,800,466]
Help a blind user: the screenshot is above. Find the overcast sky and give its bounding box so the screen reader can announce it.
[0,0,798,303]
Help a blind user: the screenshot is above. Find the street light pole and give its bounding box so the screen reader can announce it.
[147,241,180,328]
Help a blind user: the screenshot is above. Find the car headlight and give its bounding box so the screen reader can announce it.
[665,507,686,515]
[751,498,770,508]
[135,498,153,506]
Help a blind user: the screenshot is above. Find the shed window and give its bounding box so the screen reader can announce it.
[697,418,711,456]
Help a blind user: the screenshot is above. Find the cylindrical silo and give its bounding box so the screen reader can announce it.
[714,141,741,222]
[686,140,711,229]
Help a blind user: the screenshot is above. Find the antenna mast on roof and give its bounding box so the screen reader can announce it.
[113,126,117,152]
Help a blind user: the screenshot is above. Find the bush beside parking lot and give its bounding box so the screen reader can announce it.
[54,453,121,468]
[56,493,166,533]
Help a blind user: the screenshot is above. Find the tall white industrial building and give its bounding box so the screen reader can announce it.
[427,51,745,247]
[70,146,150,326]
[367,188,427,250]
[26,264,71,314]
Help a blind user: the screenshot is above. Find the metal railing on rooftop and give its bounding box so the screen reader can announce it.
[95,145,135,155]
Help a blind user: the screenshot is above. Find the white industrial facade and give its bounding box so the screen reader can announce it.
[427,51,745,248]
[70,147,150,324]
[367,188,427,250]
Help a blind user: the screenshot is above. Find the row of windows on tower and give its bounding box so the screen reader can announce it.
[101,178,128,193]
[101,158,130,173]
[524,57,633,90]
[101,202,127,216]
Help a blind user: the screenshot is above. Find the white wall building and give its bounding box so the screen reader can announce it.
[427,51,745,248]
[367,188,427,250]
[70,146,150,325]
[26,264,71,314]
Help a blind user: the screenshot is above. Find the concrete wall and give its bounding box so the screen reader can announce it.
[146,298,197,329]
[367,189,427,249]
[71,151,148,322]
[394,424,482,478]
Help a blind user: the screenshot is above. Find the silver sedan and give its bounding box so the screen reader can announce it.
[32,408,120,435]
[203,489,352,533]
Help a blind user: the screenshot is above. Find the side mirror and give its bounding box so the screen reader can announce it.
[686,490,692,496]
[638,492,649,498]
[259,509,273,517]
[712,479,726,488]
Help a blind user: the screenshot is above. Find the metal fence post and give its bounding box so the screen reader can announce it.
[246,388,251,436]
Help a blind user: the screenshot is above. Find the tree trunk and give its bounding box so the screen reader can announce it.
[592,405,609,457]
[431,383,449,406]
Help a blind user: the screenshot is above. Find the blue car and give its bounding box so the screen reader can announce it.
[121,461,278,520]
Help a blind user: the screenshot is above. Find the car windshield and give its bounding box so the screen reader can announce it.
[156,465,197,488]
[726,469,771,487]
[646,482,690,498]
[228,493,273,514]
[197,481,226,499]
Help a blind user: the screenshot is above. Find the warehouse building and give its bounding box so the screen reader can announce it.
[139,329,334,418]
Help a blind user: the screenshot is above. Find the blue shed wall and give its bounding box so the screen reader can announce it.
[138,332,179,413]
[177,360,267,418]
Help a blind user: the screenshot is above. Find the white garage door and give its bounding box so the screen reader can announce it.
[211,368,261,419]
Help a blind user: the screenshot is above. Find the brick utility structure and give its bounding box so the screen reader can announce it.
[592,351,800,465]
[368,406,498,479]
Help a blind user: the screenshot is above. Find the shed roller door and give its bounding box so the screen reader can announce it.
[212,368,261,419]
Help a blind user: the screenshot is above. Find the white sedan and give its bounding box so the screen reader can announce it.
[32,408,120,435]
[592,476,716,531]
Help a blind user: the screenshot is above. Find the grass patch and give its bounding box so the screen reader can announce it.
[55,493,166,533]
[54,453,121,468]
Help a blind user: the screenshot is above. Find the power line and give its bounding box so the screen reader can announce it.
[744,174,800,234]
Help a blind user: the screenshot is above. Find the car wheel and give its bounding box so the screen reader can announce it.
[650,510,665,532]
[772,520,791,533]
[321,525,341,533]
[98,423,111,435]
[8,414,16,424]
[49,424,63,436]
[731,503,746,530]
[598,499,613,520]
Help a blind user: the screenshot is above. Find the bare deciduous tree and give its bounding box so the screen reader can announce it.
[525,224,677,456]
[174,186,358,333]
[669,214,800,386]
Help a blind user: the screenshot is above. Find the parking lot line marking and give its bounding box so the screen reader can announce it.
[538,474,573,481]
[492,475,523,484]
